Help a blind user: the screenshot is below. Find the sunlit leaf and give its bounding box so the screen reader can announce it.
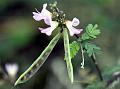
[70,41,80,59]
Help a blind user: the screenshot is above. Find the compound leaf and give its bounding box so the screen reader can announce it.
[70,41,80,59]
[81,24,101,40]
[84,42,101,57]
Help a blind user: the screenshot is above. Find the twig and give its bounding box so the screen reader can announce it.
[74,35,85,68]
[91,52,103,81]
[80,43,85,69]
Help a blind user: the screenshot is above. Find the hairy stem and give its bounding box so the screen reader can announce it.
[91,52,103,81]
[80,43,85,69]
[74,35,85,68]
[74,34,103,81]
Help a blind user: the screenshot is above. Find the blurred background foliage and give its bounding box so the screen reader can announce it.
[0,0,120,89]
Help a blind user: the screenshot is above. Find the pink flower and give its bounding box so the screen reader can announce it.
[33,3,58,36]
[33,4,52,24]
[33,4,83,36]
[65,17,83,36]
[39,21,58,36]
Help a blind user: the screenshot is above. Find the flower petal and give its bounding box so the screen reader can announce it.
[39,21,58,36]
[33,3,52,22]
[51,21,59,30]
[43,3,47,8]
[44,16,52,25]
[70,27,83,36]
[5,63,19,77]
[66,20,83,36]
[33,12,43,21]
[41,3,52,17]
[39,27,53,36]
[72,17,80,26]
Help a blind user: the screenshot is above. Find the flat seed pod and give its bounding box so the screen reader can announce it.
[63,29,74,83]
[15,33,61,86]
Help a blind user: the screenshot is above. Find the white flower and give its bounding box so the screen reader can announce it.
[65,17,83,36]
[5,63,19,78]
[33,3,58,36]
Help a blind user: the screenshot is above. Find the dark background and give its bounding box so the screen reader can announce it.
[0,0,120,89]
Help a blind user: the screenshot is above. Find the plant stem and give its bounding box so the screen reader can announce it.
[80,43,85,69]
[74,34,103,81]
[91,52,103,81]
[74,35,85,68]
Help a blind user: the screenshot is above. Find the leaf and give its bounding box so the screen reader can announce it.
[84,42,101,57]
[81,33,90,41]
[81,24,101,40]
[86,24,100,38]
[85,82,106,89]
[103,65,120,79]
[70,41,80,59]
[14,33,61,86]
[63,29,74,83]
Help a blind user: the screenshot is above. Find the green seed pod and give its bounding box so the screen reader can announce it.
[63,29,74,83]
[15,33,61,86]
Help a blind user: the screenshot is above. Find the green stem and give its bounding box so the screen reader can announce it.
[74,35,85,68]
[80,43,85,69]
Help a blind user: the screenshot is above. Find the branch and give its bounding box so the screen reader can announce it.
[80,43,85,69]
[91,53,103,81]
[74,35,85,68]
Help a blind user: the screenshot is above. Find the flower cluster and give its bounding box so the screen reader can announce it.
[33,3,83,36]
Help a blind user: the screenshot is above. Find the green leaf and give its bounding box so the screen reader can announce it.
[70,41,80,59]
[84,42,101,57]
[86,82,106,89]
[103,65,120,80]
[81,33,90,40]
[81,24,101,40]
[14,33,61,86]
[86,24,100,38]
[63,29,74,83]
